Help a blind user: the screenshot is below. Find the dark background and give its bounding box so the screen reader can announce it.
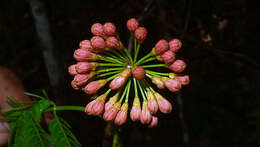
[0,0,259,147]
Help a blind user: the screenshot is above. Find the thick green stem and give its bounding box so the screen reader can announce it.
[107,73,121,81]
[141,64,166,68]
[146,70,169,76]
[100,56,124,64]
[141,57,156,64]
[96,68,124,73]
[134,42,140,63]
[133,78,139,97]
[98,63,125,67]
[45,106,85,112]
[96,70,122,78]
[135,53,152,65]
[125,79,131,103]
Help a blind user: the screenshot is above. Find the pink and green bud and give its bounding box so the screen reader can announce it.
[73,72,95,86]
[68,64,77,76]
[105,36,120,49]
[79,40,93,51]
[165,78,181,92]
[85,100,96,115]
[103,101,121,122]
[151,40,169,56]
[75,62,98,74]
[109,68,131,90]
[74,49,100,61]
[90,36,105,51]
[114,102,128,125]
[134,27,147,43]
[132,66,146,80]
[140,100,152,124]
[169,60,186,73]
[151,77,165,89]
[176,75,190,85]
[130,96,141,122]
[154,92,172,114]
[126,18,139,32]
[91,23,105,37]
[84,79,107,94]
[105,93,119,111]
[103,22,117,36]
[92,93,107,115]
[161,50,176,64]
[148,116,158,128]
[169,39,182,52]
[71,80,81,90]
[147,90,158,114]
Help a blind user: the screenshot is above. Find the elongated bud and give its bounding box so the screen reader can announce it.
[151,77,165,89]
[169,60,186,73]
[130,96,141,121]
[103,101,121,122]
[147,90,158,114]
[151,40,169,56]
[105,93,119,111]
[68,64,77,76]
[132,66,146,80]
[91,23,105,37]
[91,36,105,51]
[161,50,176,64]
[109,68,131,90]
[154,92,172,113]
[169,39,182,52]
[84,79,107,94]
[75,62,98,74]
[73,72,95,86]
[127,18,139,32]
[105,36,120,49]
[85,100,96,115]
[140,100,152,124]
[92,93,107,115]
[74,49,100,61]
[79,40,93,51]
[134,27,147,43]
[103,22,116,36]
[148,116,158,128]
[176,75,190,85]
[165,78,181,92]
[114,102,128,125]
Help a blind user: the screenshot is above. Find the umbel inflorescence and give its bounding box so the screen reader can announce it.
[68,18,189,128]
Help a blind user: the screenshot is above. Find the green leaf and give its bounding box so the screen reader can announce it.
[11,111,52,147]
[24,92,46,99]
[32,100,52,123]
[49,117,81,147]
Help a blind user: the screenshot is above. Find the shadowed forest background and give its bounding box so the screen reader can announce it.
[0,0,259,147]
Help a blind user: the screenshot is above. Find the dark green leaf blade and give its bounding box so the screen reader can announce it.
[32,100,52,123]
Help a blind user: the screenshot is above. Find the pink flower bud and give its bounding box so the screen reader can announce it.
[91,23,105,37]
[165,78,182,92]
[151,40,169,56]
[130,97,141,122]
[109,68,131,90]
[74,49,100,61]
[103,102,121,122]
[105,36,119,49]
[176,75,190,85]
[73,72,95,86]
[147,91,158,114]
[71,80,81,90]
[161,50,176,64]
[148,116,158,128]
[151,77,165,89]
[75,62,98,74]
[90,36,105,51]
[140,100,152,124]
[103,22,116,36]
[105,93,119,111]
[84,79,107,94]
[132,66,146,80]
[79,40,93,51]
[92,94,107,115]
[85,100,96,115]
[134,27,147,43]
[114,102,128,125]
[154,92,172,114]
[68,64,77,76]
[169,39,182,52]
[127,18,139,32]
[169,60,186,73]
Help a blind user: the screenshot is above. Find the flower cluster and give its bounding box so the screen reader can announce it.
[68,18,189,128]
